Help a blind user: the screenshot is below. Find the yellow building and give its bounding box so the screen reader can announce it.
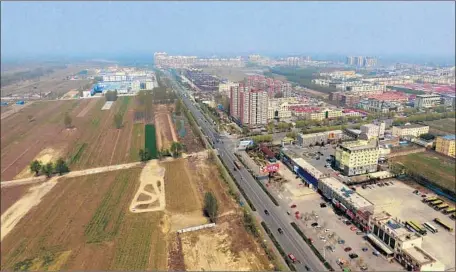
[435,135,455,158]
[335,140,380,176]
[392,124,429,138]
[305,109,343,121]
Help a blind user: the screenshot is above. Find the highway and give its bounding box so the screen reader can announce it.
[164,70,327,271]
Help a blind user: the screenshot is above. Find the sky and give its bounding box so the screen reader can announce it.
[1,1,455,61]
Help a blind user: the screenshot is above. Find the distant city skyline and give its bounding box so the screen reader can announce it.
[1,1,455,63]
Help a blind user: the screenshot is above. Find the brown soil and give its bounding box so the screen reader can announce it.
[137,193,152,202]
[154,105,176,151]
[0,184,31,215]
[167,233,186,271]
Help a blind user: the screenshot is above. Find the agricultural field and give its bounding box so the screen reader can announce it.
[424,118,456,135]
[0,96,145,181]
[163,154,273,271]
[0,184,31,215]
[0,167,169,271]
[154,104,178,151]
[392,151,456,193]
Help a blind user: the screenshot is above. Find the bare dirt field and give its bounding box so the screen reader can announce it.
[0,184,32,215]
[154,104,178,151]
[1,97,145,181]
[424,118,456,135]
[0,167,168,271]
[130,160,166,213]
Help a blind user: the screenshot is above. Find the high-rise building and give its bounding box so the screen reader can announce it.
[356,56,365,67]
[230,85,268,127]
[364,57,378,67]
[346,56,356,66]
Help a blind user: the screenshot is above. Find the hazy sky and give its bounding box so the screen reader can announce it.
[1,1,455,59]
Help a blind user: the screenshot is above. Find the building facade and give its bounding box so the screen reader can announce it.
[435,135,455,158]
[392,125,429,138]
[230,86,268,126]
[297,130,343,147]
[335,140,380,176]
[414,94,441,109]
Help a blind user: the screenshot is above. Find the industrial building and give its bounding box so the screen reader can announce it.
[297,130,343,147]
[414,94,442,109]
[335,140,380,176]
[280,149,327,189]
[435,135,455,158]
[318,177,374,231]
[392,124,429,138]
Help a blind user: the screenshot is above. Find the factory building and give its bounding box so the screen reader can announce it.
[297,130,343,147]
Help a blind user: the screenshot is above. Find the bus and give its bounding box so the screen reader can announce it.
[434,218,454,232]
[423,196,437,203]
[443,207,456,214]
[409,221,427,235]
[430,200,443,206]
[435,203,449,211]
[233,160,242,170]
[423,222,438,234]
[405,221,426,235]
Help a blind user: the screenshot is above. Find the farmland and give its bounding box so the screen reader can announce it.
[0,167,169,271]
[0,96,145,181]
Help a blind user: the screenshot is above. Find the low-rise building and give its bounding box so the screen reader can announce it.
[414,94,441,109]
[361,124,380,140]
[392,124,429,138]
[368,211,445,271]
[335,140,380,176]
[297,130,343,147]
[318,177,374,230]
[435,135,455,158]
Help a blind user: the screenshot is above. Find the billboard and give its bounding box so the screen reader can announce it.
[238,140,253,150]
[261,163,280,173]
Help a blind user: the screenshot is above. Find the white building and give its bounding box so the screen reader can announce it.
[392,124,429,138]
[414,94,441,109]
[361,124,380,139]
[219,81,238,98]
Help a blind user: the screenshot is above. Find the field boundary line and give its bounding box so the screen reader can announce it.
[176,223,215,234]
[110,129,122,165]
[1,140,39,174]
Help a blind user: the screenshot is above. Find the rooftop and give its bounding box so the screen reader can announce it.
[403,246,438,266]
[320,177,374,209]
[395,124,429,129]
[340,140,378,151]
[293,158,325,179]
[441,135,456,141]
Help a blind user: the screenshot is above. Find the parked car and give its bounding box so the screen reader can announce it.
[356,231,364,235]
[349,253,359,259]
[290,204,297,208]
[278,228,283,234]
[311,222,319,227]
[345,221,352,226]
[287,211,291,215]
[326,245,336,252]
[320,203,327,208]
[362,247,368,252]
[361,265,368,271]
[325,228,330,233]
[350,226,358,231]
[338,239,345,244]
[264,209,269,215]
[373,250,380,256]
[344,247,352,252]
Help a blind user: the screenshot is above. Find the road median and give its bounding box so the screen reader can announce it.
[261,221,296,271]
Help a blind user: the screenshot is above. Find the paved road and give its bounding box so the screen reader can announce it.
[165,70,327,272]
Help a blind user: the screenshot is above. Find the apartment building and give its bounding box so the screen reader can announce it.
[361,124,380,139]
[368,211,445,271]
[392,124,429,138]
[267,98,295,120]
[435,135,455,158]
[318,177,374,230]
[414,94,441,109]
[335,140,380,176]
[230,86,268,127]
[219,81,238,97]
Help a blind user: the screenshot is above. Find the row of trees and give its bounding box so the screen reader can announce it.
[138,142,185,162]
[105,90,118,101]
[29,158,70,177]
[393,111,456,126]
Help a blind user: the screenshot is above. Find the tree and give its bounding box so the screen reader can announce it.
[30,160,42,176]
[64,112,72,128]
[170,142,184,158]
[242,126,250,136]
[54,158,69,175]
[139,149,151,162]
[42,162,54,178]
[204,192,219,223]
[114,113,123,129]
[157,180,161,190]
[175,99,182,115]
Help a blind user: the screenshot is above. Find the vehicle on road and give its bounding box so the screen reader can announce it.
[288,253,297,263]
[278,228,283,234]
[234,160,242,169]
[264,209,269,215]
[344,247,352,252]
[349,253,358,259]
[305,265,310,271]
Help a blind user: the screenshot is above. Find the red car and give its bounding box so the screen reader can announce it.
[344,247,352,252]
[295,211,300,215]
[288,253,297,263]
[350,226,358,231]
[290,204,297,208]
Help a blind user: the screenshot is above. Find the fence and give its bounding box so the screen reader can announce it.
[177,223,216,234]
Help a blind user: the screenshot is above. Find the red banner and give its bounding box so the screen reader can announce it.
[261,163,280,173]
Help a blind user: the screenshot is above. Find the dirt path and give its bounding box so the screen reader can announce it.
[155,115,163,150]
[168,114,178,142]
[1,161,142,188]
[0,101,35,120]
[1,140,39,176]
[129,160,166,213]
[1,179,57,241]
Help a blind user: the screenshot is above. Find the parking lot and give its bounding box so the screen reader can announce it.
[356,180,456,269]
[282,193,404,271]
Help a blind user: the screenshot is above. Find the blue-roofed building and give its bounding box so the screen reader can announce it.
[435,135,455,158]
